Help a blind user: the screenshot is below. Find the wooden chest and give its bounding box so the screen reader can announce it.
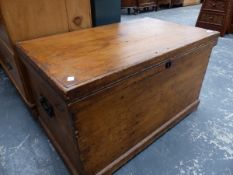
[196,0,233,36]
[17,18,219,175]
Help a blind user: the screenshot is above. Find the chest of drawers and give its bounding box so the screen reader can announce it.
[196,0,233,36]
[121,0,158,14]
[17,18,218,175]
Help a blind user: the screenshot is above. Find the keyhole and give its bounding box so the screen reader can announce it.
[165,60,172,69]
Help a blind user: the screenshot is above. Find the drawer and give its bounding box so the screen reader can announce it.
[121,0,137,7]
[199,12,225,26]
[138,0,157,6]
[203,0,227,13]
[2,54,25,95]
[158,0,171,4]
[173,0,184,5]
[0,31,25,95]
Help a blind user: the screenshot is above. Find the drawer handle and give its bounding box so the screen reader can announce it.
[39,96,55,118]
[165,60,172,69]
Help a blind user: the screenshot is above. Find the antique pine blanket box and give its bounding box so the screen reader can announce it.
[16,18,219,175]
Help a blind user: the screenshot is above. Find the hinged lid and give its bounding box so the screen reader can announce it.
[17,18,219,102]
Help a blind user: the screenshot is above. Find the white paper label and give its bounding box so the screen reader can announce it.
[67,76,75,82]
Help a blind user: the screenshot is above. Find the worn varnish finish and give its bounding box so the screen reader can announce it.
[0,0,92,108]
[17,18,219,175]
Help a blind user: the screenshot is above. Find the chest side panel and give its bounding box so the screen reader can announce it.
[21,59,85,175]
[70,43,214,174]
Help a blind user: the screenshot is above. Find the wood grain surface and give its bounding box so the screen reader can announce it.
[17,18,219,101]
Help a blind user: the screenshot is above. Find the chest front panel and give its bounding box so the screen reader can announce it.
[70,44,214,174]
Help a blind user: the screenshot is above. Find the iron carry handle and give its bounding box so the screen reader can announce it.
[39,96,55,118]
